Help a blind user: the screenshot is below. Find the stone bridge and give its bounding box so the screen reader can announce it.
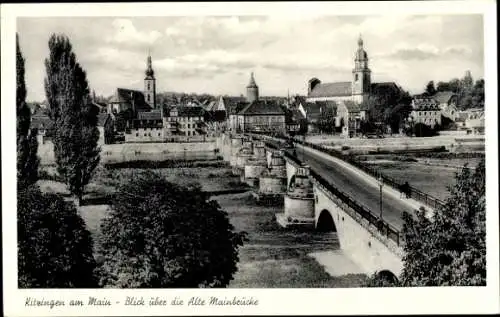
[218,133,404,279]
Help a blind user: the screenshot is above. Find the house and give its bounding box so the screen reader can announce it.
[108,88,151,115]
[410,96,442,128]
[432,91,459,121]
[285,107,307,134]
[235,100,286,133]
[337,100,365,137]
[125,109,164,143]
[97,113,115,145]
[30,114,53,144]
[297,101,322,133]
[464,108,485,135]
[455,111,469,128]
[163,106,206,141]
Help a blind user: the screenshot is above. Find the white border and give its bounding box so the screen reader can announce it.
[2,1,499,316]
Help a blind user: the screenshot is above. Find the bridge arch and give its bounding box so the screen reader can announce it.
[375,269,399,285]
[316,209,337,232]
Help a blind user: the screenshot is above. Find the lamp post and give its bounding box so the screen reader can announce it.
[378,173,384,220]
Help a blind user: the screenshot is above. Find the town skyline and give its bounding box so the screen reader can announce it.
[18,15,484,102]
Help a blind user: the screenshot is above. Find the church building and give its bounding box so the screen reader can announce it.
[108,53,157,114]
[306,36,400,108]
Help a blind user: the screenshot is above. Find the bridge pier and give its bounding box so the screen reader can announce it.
[229,135,244,168]
[253,149,287,204]
[243,141,267,186]
[277,163,315,229]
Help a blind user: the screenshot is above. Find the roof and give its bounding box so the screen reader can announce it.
[302,102,323,121]
[224,97,248,114]
[97,113,113,127]
[456,111,469,122]
[31,115,53,130]
[92,101,107,109]
[137,110,162,121]
[370,82,401,94]
[247,72,258,88]
[342,100,361,113]
[412,97,440,110]
[289,108,306,122]
[204,101,217,111]
[32,107,49,117]
[169,106,205,117]
[432,91,456,104]
[238,100,285,116]
[308,81,352,98]
[110,88,151,112]
[316,101,338,113]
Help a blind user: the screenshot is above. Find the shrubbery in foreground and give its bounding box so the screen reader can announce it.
[97,171,247,288]
[18,186,97,288]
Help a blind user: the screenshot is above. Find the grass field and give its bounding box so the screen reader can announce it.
[360,155,483,201]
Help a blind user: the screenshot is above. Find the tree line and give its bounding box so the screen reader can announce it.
[424,70,485,110]
[17,33,245,288]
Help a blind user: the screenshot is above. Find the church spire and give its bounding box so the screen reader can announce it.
[246,72,259,102]
[247,71,258,88]
[358,34,363,47]
[145,50,154,78]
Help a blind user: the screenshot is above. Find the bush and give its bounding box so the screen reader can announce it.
[18,185,97,288]
[413,123,437,137]
[97,171,247,288]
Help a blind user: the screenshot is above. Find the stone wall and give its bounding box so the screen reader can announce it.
[38,140,218,165]
[259,176,286,194]
[284,195,315,220]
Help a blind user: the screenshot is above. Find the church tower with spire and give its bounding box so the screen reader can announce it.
[144,52,156,109]
[246,72,259,103]
[352,35,371,104]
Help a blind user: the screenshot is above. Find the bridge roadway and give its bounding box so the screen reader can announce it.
[262,138,414,230]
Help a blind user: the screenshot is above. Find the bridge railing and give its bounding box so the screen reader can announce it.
[252,133,446,210]
[309,168,402,246]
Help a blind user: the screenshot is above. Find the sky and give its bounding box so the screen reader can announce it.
[17,15,484,102]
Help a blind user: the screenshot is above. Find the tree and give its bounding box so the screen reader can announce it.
[400,159,485,286]
[18,185,97,288]
[436,81,450,92]
[44,34,100,204]
[448,78,461,93]
[413,122,436,137]
[461,70,474,92]
[97,171,247,288]
[17,33,40,188]
[424,81,436,96]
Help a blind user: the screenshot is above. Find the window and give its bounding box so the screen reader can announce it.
[136,133,139,137]
[355,74,359,81]
[158,133,161,137]
[144,133,147,137]
[147,95,150,102]
[147,83,150,90]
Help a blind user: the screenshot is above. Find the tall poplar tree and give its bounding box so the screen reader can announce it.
[17,33,39,188]
[44,34,100,204]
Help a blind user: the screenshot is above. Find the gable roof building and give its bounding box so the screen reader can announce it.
[308,81,352,98]
[306,36,402,109]
[109,88,151,114]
